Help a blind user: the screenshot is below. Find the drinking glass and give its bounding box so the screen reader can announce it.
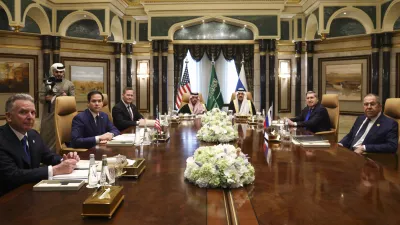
[280,130,292,145]
[108,166,116,185]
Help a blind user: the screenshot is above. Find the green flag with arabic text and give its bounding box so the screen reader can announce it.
[206,64,224,110]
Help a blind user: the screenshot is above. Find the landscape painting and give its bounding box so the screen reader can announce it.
[0,54,38,118]
[0,62,29,93]
[325,63,362,101]
[71,66,104,96]
[61,57,110,111]
[319,55,370,114]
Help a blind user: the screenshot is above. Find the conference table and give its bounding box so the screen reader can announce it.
[1,119,400,225]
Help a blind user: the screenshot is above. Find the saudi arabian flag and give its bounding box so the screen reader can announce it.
[206,64,224,110]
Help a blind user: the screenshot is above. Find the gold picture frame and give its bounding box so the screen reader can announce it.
[318,55,371,114]
[0,53,38,119]
[61,57,110,111]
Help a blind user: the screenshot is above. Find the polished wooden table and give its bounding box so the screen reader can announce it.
[1,120,400,225]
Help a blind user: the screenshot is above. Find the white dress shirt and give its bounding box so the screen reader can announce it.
[9,126,53,178]
[352,112,381,150]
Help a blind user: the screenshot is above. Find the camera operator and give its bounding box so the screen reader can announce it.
[40,63,75,151]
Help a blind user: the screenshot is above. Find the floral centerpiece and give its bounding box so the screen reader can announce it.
[184,144,255,188]
[197,108,238,142]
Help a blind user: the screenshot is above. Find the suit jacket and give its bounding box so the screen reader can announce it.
[71,109,120,148]
[0,124,62,196]
[112,101,144,131]
[291,103,331,133]
[228,100,256,115]
[339,114,398,153]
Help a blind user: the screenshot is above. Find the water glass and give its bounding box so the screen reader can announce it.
[280,130,292,145]
[108,166,116,185]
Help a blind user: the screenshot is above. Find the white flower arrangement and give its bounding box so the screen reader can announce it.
[197,108,238,143]
[184,144,255,188]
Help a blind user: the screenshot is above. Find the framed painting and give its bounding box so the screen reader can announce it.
[61,57,110,111]
[318,55,370,114]
[0,54,38,119]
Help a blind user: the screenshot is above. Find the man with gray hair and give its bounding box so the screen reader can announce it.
[339,93,398,154]
[0,94,79,196]
[40,63,75,151]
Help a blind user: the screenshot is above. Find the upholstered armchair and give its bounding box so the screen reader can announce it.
[54,96,87,155]
[315,94,339,142]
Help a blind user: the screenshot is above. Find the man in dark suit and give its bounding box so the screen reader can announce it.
[286,91,331,133]
[0,94,79,196]
[339,94,398,154]
[112,87,144,131]
[71,91,120,148]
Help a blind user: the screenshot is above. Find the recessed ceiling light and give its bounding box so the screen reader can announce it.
[181,25,184,28]
[343,12,347,15]
[202,20,205,23]
[244,24,247,28]
[84,15,87,18]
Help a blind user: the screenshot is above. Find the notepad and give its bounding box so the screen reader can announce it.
[300,141,331,148]
[53,169,89,180]
[76,160,100,169]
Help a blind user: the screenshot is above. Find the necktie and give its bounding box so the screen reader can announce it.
[305,109,312,121]
[95,115,100,127]
[350,118,371,148]
[127,105,134,121]
[21,136,31,162]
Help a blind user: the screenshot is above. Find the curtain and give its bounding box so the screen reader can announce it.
[173,45,188,109]
[174,44,254,105]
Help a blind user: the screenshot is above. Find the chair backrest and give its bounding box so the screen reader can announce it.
[321,94,339,140]
[384,98,400,138]
[101,93,113,122]
[54,96,77,155]
[180,93,205,108]
[230,92,253,102]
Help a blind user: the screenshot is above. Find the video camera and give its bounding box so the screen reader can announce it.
[44,76,63,95]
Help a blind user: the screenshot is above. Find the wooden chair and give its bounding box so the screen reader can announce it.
[101,93,113,123]
[384,98,400,142]
[315,94,339,142]
[54,96,87,155]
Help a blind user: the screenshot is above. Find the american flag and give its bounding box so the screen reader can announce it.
[175,63,191,109]
[154,106,161,132]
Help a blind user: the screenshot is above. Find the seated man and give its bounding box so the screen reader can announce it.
[286,91,331,133]
[178,93,206,115]
[71,90,120,148]
[0,94,79,196]
[339,93,398,154]
[112,87,144,131]
[228,88,256,115]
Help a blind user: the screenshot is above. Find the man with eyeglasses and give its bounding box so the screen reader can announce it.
[339,93,398,154]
